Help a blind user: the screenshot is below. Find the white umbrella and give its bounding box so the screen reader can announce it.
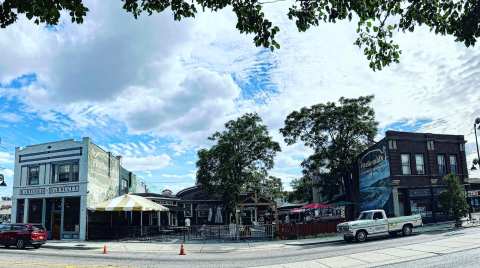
[215,206,223,224]
[208,207,213,222]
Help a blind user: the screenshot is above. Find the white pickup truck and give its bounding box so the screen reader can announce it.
[337,209,423,242]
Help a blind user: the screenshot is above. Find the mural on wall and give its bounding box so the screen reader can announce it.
[87,144,119,207]
[359,146,391,212]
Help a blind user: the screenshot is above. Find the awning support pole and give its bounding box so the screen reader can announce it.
[140,211,143,236]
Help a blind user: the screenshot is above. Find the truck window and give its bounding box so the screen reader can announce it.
[358,212,373,220]
[373,212,383,220]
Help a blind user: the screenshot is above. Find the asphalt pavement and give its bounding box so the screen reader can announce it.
[0,226,478,268]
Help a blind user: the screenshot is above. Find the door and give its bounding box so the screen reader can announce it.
[372,212,388,234]
[52,212,61,240]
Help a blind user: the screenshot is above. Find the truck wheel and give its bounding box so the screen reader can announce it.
[15,239,25,249]
[355,230,367,242]
[402,225,413,236]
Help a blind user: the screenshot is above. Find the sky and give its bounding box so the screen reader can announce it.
[0,1,480,196]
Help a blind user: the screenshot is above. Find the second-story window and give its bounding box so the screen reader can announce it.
[120,178,128,195]
[52,162,79,183]
[449,155,458,175]
[388,140,397,150]
[28,166,39,185]
[437,155,446,176]
[415,154,425,175]
[401,154,411,175]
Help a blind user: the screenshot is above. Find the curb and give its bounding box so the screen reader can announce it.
[42,245,101,250]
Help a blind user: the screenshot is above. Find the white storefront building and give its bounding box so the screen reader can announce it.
[12,138,139,240]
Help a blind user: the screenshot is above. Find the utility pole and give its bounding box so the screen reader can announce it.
[0,137,6,186]
[474,118,480,166]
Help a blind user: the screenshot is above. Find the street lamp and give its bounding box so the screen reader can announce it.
[0,174,5,187]
[473,118,480,171]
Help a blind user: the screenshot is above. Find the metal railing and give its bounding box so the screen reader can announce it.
[87,224,276,241]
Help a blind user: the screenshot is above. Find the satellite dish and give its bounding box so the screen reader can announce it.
[0,174,6,187]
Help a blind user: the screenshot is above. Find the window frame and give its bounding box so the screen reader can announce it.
[51,161,80,184]
[415,154,425,175]
[427,140,435,151]
[449,155,458,175]
[401,154,411,175]
[437,154,446,176]
[373,212,384,220]
[27,165,40,185]
[388,140,397,150]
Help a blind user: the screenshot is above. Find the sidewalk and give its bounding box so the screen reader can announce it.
[253,226,480,268]
[41,221,459,253]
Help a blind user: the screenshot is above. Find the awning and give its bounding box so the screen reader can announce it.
[89,194,169,212]
[302,203,331,209]
[290,208,305,213]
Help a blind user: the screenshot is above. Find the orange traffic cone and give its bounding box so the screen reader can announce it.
[179,243,186,255]
[103,244,107,254]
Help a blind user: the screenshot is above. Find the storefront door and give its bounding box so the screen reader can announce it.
[52,212,61,240]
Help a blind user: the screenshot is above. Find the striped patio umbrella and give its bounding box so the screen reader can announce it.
[89,194,169,212]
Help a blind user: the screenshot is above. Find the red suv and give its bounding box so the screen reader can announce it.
[0,224,47,249]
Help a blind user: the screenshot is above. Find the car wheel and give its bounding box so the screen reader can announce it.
[33,245,41,249]
[402,225,413,236]
[355,230,367,242]
[15,239,25,249]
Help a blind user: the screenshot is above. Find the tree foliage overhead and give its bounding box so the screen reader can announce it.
[196,113,281,221]
[280,95,378,201]
[2,1,480,70]
[439,174,469,221]
[288,176,313,203]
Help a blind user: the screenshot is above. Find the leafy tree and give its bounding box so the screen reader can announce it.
[2,1,480,70]
[280,95,377,201]
[243,173,284,201]
[439,174,469,224]
[288,176,313,203]
[260,175,283,201]
[196,113,281,223]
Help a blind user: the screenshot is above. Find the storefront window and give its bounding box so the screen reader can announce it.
[184,203,192,217]
[63,197,80,232]
[16,199,24,223]
[28,199,43,224]
[410,199,432,219]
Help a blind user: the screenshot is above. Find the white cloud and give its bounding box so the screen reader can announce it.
[0,152,13,165]
[1,168,13,178]
[2,0,480,188]
[0,113,22,123]
[122,154,172,172]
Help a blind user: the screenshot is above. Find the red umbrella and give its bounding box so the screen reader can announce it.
[301,203,331,209]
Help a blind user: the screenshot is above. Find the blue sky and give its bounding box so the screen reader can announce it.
[1,1,480,197]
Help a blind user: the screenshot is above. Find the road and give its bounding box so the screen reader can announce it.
[0,227,479,268]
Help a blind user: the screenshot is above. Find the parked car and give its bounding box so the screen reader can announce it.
[337,209,423,242]
[0,223,47,249]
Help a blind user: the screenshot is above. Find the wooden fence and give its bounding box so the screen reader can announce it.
[277,220,343,240]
